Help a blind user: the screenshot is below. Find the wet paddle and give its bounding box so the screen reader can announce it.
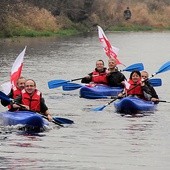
[0,91,74,126]
[48,62,144,89]
[92,61,170,111]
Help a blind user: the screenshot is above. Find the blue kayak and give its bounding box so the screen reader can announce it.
[114,96,157,115]
[0,111,49,132]
[80,84,123,99]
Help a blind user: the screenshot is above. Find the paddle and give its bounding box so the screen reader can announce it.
[48,62,144,89]
[62,77,162,91]
[35,112,64,127]
[62,82,83,91]
[0,91,74,127]
[158,100,170,103]
[120,62,144,72]
[92,61,170,111]
[48,78,83,89]
[149,78,162,87]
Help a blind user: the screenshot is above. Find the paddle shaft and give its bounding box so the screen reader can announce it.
[158,100,170,103]
[15,103,64,127]
[63,63,144,90]
[104,82,142,107]
[71,77,84,81]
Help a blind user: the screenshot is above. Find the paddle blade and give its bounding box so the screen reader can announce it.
[92,97,119,111]
[0,91,11,102]
[155,61,170,75]
[51,118,64,127]
[53,117,74,124]
[62,83,83,91]
[123,63,144,72]
[92,105,106,111]
[149,78,162,87]
[48,79,69,89]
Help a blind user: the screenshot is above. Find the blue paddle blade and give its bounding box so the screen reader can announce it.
[53,117,74,124]
[155,61,170,74]
[123,63,144,72]
[0,91,11,102]
[62,83,83,91]
[48,79,69,89]
[92,105,106,111]
[149,78,162,87]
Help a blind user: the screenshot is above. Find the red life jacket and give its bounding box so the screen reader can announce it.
[91,70,108,84]
[13,86,22,98]
[126,79,144,98]
[8,87,22,109]
[21,89,41,112]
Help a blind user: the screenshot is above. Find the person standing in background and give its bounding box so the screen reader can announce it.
[123,7,132,20]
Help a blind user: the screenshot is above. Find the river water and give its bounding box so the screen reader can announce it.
[0,32,170,170]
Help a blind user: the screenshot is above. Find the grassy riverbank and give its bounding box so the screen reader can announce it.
[0,28,81,38]
[0,0,170,38]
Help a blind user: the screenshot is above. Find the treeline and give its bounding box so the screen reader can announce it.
[0,0,170,37]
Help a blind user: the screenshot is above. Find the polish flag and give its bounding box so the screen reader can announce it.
[1,47,26,94]
[97,25,122,65]
[124,80,130,90]
[10,46,26,87]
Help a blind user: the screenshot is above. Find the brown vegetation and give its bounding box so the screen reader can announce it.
[0,0,170,37]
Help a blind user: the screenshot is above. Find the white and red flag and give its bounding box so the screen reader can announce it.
[1,46,26,94]
[10,46,26,87]
[97,25,123,65]
[124,80,130,90]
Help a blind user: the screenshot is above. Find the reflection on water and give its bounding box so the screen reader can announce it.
[0,32,170,169]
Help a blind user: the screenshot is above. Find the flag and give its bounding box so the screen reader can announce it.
[97,25,122,65]
[124,80,130,90]
[1,46,26,94]
[10,46,26,87]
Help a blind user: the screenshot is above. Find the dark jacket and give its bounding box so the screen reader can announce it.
[107,71,126,87]
[142,81,159,99]
[124,9,131,20]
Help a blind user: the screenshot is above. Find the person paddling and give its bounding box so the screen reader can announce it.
[81,59,108,85]
[106,58,126,87]
[118,70,154,101]
[141,71,159,103]
[12,79,53,121]
[1,76,26,111]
